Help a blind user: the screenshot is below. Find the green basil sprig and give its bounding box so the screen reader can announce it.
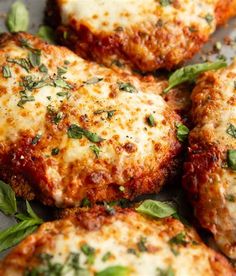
[136,199,177,218]
[6,1,29,33]
[37,25,56,44]
[96,266,130,276]
[164,60,227,93]
[0,181,43,252]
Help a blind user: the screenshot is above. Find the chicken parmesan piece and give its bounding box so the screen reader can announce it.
[0,32,182,207]
[0,207,234,275]
[183,61,236,259]
[46,0,236,72]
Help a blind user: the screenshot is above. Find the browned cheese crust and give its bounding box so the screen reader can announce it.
[45,0,236,72]
[0,32,183,207]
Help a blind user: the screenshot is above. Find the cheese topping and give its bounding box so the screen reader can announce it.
[59,0,217,33]
[0,33,181,207]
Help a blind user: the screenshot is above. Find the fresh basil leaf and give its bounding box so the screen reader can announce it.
[169,232,187,245]
[96,266,130,276]
[0,219,41,252]
[227,149,236,170]
[164,60,227,93]
[0,180,17,216]
[176,123,189,142]
[0,225,37,252]
[136,200,176,218]
[6,1,29,32]
[37,25,55,44]
[26,201,41,220]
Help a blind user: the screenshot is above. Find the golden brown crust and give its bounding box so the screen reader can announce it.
[0,207,235,275]
[0,32,183,207]
[45,0,236,72]
[183,63,236,259]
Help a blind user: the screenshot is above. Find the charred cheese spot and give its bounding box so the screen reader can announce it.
[0,208,233,276]
[0,33,182,207]
[46,0,236,71]
[183,61,236,259]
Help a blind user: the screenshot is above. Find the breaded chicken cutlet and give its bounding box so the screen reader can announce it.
[0,32,183,208]
[46,0,236,72]
[0,206,234,275]
[183,61,236,259]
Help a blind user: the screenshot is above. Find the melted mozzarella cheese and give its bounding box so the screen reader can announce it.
[59,0,217,33]
[0,34,180,207]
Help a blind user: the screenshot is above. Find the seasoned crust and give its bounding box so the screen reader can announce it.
[183,62,236,259]
[45,0,236,72]
[0,206,234,275]
[0,32,182,207]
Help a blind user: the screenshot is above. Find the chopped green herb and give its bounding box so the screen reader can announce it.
[160,0,172,6]
[204,13,213,25]
[90,145,101,158]
[7,57,31,73]
[169,232,187,246]
[51,148,60,156]
[54,78,73,89]
[226,124,236,138]
[227,149,236,170]
[81,243,95,265]
[96,266,130,276]
[17,93,35,107]
[67,124,104,143]
[118,82,137,93]
[2,65,11,78]
[127,248,138,256]
[31,134,42,145]
[53,112,64,125]
[6,0,29,32]
[156,266,175,276]
[176,123,189,142]
[81,198,91,207]
[102,252,112,262]
[136,200,176,218]
[137,236,148,252]
[28,51,41,67]
[164,60,227,93]
[147,114,155,127]
[56,91,69,97]
[94,109,116,119]
[104,202,116,215]
[225,194,235,202]
[37,25,55,44]
[25,252,88,276]
[39,64,48,73]
[84,77,103,85]
[57,67,67,77]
